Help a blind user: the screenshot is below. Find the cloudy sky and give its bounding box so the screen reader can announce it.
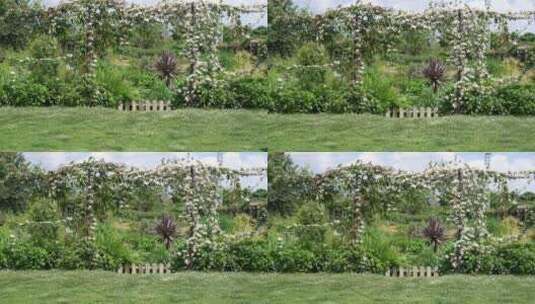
[23,152,267,190]
[296,0,535,32]
[41,0,267,27]
[290,152,535,192]
[295,0,535,13]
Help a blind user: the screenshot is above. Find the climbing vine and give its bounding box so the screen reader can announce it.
[46,157,265,269]
[293,1,535,112]
[313,159,535,272]
[44,0,266,106]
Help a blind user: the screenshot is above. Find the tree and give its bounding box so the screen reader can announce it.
[268,153,312,216]
[0,153,42,213]
[268,0,313,57]
[0,0,42,49]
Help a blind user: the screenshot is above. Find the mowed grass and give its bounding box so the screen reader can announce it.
[1,107,535,151]
[0,107,270,151]
[0,271,534,304]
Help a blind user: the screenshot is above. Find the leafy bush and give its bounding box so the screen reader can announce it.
[95,224,134,268]
[28,35,61,81]
[95,63,140,105]
[1,239,59,270]
[27,198,61,246]
[294,202,328,248]
[295,43,330,89]
[228,76,273,109]
[441,242,535,275]
[172,236,400,274]
[459,84,535,116]
[493,243,535,275]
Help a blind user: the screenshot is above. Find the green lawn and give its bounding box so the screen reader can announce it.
[1,107,535,151]
[0,271,533,303]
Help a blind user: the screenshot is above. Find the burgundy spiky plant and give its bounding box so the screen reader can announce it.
[422,217,446,253]
[422,59,446,93]
[154,51,178,88]
[155,214,177,250]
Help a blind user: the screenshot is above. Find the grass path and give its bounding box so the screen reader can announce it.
[0,107,534,151]
[0,271,534,303]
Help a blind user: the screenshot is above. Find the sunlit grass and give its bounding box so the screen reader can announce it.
[0,271,533,304]
[1,107,535,151]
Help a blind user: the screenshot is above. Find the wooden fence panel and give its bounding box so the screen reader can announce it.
[118,100,172,112]
[118,263,171,274]
[386,266,439,278]
[386,107,439,119]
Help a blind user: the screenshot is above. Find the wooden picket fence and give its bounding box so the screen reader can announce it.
[118,263,172,274]
[386,266,439,278]
[117,100,173,112]
[386,107,439,118]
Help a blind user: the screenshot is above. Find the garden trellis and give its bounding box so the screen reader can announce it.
[305,0,535,113]
[314,159,535,272]
[45,157,266,269]
[45,0,266,106]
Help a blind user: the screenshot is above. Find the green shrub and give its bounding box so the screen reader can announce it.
[495,84,535,116]
[95,224,134,268]
[172,236,401,274]
[228,76,273,109]
[441,242,535,275]
[493,243,535,275]
[269,85,319,113]
[457,83,535,116]
[28,35,61,82]
[294,202,328,248]
[95,63,140,105]
[0,75,53,106]
[27,198,61,246]
[295,43,330,89]
[1,239,59,270]
[363,66,403,111]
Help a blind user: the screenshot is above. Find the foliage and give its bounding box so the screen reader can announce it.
[0,0,42,49]
[154,215,177,250]
[154,51,178,88]
[422,59,446,93]
[268,153,312,215]
[0,153,42,213]
[268,0,312,57]
[422,217,446,253]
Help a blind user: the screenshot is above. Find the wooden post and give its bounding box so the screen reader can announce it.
[399,108,405,118]
[399,267,404,277]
